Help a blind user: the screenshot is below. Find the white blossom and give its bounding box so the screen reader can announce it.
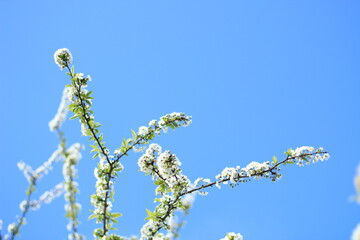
[182,193,196,208]
[19,200,27,212]
[35,147,62,179]
[30,183,64,210]
[220,232,243,240]
[7,223,16,233]
[138,126,150,136]
[54,48,72,70]
[49,87,71,131]
[149,120,156,126]
[352,224,360,240]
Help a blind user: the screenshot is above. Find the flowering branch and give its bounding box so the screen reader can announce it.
[138,145,329,239]
[54,48,193,239]
[58,133,84,240]
[5,145,63,240]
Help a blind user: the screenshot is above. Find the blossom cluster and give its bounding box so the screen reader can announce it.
[49,86,71,131]
[220,232,243,240]
[90,155,123,238]
[290,146,330,166]
[49,49,332,240]
[114,112,192,158]
[56,49,196,239]
[212,146,329,189]
[138,144,190,195]
[138,144,192,239]
[28,183,64,211]
[62,143,84,240]
[54,48,73,70]
[17,147,62,183]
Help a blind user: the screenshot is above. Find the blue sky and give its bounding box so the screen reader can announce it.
[0,0,359,239]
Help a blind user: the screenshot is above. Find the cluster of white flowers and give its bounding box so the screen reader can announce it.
[6,222,17,237]
[138,126,150,136]
[91,155,124,237]
[49,87,71,131]
[290,146,330,166]
[17,147,62,183]
[17,161,35,183]
[151,233,171,240]
[138,143,161,174]
[137,112,192,141]
[215,161,273,188]
[138,144,190,193]
[92,157,115,219]
[68,73,91,102]
[28,183,64,211]
[140,220,164,240]
[213,146,329,188]
[54,48,73,70]
[138,144,193,239]
[63,143,83,240]
[68,232,83,240]
[220,232,243,240]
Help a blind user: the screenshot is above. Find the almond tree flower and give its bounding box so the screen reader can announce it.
[220,232,243,240]
[49,87,71,132]
[54,48,72,70]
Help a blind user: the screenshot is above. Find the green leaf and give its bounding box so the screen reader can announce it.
[110,218,118,223]
[131,130,137,140]
[272,156,278,164]
[88,214,97,220]
[112,213,122,218]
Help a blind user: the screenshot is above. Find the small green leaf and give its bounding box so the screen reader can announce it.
[112,213,122,218]
[88,214,97,220]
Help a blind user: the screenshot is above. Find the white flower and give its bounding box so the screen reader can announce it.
[138,126,149,136]
[19,200,27,212]
[54,48,72,70]
[7,222,16,233]
[352,224,360,240]
[291,146,315,157]
[220,232,243,240]
[149,120,156,126]
[182,193,195,208]
[322,153,330,161]
[49,87,71,132]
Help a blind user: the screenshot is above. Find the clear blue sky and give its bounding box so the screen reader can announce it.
[0,1,359,239]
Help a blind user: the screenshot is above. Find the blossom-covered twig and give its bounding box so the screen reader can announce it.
[55,49,193,239]
[5,147,63,240]
[138,145,329,239]
[55,48,115,237]
[58,133,84,240]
